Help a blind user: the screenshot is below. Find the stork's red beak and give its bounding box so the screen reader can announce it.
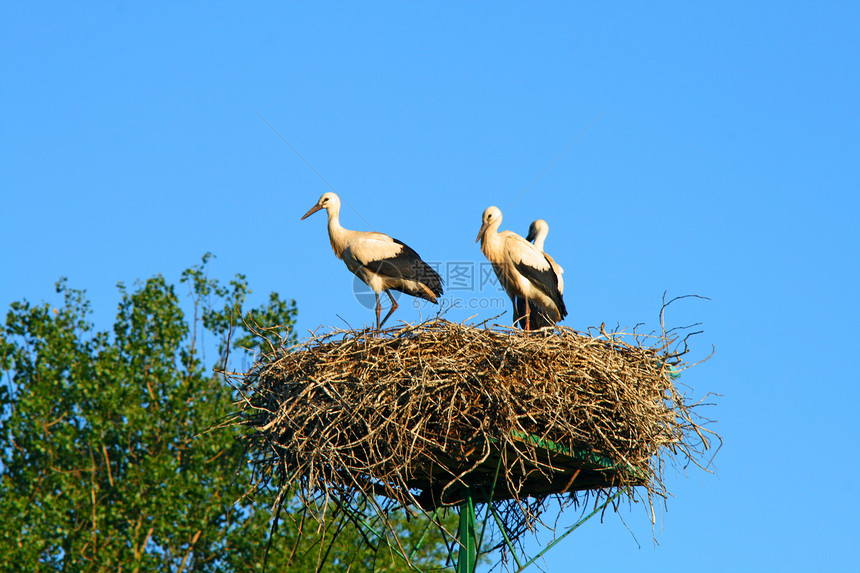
[301,203,323,220]
[475,221,489,243]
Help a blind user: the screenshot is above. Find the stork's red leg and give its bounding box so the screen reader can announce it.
[375,293,382,330]
[525,300,531,330]
[379,290,399,329]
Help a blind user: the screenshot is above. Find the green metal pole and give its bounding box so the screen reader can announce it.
[457,487,477,573]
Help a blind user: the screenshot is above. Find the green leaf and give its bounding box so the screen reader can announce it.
[0,256,449,572]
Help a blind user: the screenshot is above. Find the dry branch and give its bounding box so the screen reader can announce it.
[230,317,716,552]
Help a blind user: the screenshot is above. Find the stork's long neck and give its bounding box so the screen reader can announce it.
[533,232,546,252]
[480,222,503,263]
[326,207,350,259]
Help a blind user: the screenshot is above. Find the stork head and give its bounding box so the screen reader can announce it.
[301,192,340,220]
[526,219,549,244]
[475,206,503,243]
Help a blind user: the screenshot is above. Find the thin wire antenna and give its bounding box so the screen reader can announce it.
[256,111,377,230]
[503,111,605,214]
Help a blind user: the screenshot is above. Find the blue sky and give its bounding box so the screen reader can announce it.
[2,3,859,571]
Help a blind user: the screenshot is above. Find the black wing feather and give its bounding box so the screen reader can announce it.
[513,257,567,319]
[362,238,443,301]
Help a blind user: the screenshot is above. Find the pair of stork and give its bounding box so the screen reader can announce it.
[301,192,566,330]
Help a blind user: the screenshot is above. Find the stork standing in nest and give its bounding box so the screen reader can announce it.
[514,219,566,329]
[301,192,443,329]
[476,207,566,330]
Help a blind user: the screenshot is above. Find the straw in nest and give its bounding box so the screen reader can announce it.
[232,316,716,540]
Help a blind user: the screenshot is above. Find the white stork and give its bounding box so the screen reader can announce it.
[526,219,565,295]
[301,192,443,329]
[515,219,566,329]
[476,206,566,330]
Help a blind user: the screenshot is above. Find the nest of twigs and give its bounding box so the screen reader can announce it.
[232,315,716,548]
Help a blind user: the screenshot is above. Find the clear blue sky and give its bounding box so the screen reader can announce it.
[2,3,858,571]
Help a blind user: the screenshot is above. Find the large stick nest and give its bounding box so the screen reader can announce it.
[232,315,715,543]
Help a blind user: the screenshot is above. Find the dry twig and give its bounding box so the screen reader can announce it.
[230,315,717,554]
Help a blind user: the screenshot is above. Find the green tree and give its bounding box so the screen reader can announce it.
[0,256,452,572]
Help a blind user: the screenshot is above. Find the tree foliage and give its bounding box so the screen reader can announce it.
[0,256,452,572]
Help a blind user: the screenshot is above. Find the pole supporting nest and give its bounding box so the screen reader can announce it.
[451,485,625,573]
[456,487,477,573]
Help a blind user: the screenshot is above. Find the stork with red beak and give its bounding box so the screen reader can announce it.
[302,192,443,329]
